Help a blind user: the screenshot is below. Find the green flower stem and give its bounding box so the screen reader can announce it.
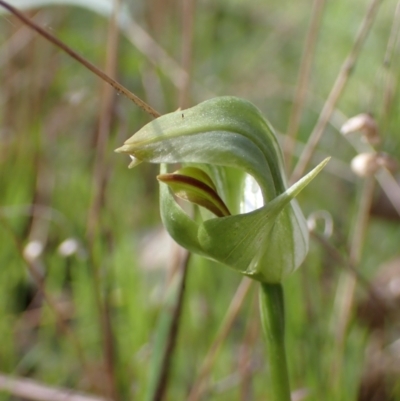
[259,282,291,401]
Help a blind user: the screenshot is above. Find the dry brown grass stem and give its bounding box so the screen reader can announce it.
[284,0,326,171]
[85,1,121,400]
[151,250,191,401]
[0,373,110,401]
[290,0,384,184]
[330,176,376,388]
[0,0,160,118]
[187,278,253,401]
[383,0,400,67]
[0,11,50,68]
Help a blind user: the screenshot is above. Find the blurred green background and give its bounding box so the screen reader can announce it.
[1,0,400,400]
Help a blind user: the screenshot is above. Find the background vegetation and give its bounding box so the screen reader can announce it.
[1,0,400,400]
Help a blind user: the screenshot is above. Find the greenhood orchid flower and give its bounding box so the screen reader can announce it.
[116,96,328,284]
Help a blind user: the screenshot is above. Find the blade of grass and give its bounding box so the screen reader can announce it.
[283,0,326,171]
[187,278,253,401]
[178,0,196,109]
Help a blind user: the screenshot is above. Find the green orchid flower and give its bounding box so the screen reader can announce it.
[116,96,328,284]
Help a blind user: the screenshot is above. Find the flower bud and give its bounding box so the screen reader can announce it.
[351,152,398,177]
[340,113,380,145]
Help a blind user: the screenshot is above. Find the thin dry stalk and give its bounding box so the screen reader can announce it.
[178,0,196,109]
[151,250,191,401]
[290,0,384,184]
[330,176,376,388]
[383,0,400,66]
[187,278,253,401]
[0,0,160,118]
[85,2,121,399]
[0,373,110,401]
[284,0,326,171]
[380,0,400,123]
[87,0,120,240]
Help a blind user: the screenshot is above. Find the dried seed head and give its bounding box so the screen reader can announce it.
[351,152,398,177]
[341,113,380,145]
